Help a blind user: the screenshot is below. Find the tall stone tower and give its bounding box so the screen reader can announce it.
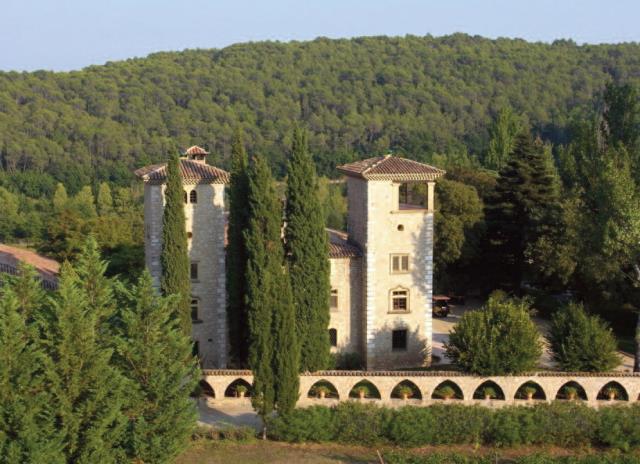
[135,146,229,368]
[338,155,444,370]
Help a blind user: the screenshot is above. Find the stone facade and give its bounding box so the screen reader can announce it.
[138,151,444,371]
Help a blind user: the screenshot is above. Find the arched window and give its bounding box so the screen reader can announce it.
[389,287,410,312]
[329,328,337,347]
[189,190,197,204]
[191,298,200,322]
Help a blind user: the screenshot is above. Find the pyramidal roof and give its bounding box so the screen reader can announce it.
[134,159,229,185]
[337,155,445,181]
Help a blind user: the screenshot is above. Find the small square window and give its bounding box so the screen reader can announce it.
[392,329,407,350]
[330,289,338,309]
[391,289,409,312]
[391,254,410,273]
[329,328,337,347]
[190,262,199,281]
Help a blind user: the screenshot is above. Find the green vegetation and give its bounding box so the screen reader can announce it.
[161,151,191,335]
[445,293,542,375]
[0,240,198,463]
[386,452,640,464]
[245,155,299,429]
[226,128,250,366]
[285,127,331,372]
[550,303,621,372]
[267,402,640,450]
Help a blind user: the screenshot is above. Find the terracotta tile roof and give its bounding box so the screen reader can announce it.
[327,229,361,259]
[185,145,209,156]
[337,155,445,181]
[0,244,59,289]
[134,159,230,185]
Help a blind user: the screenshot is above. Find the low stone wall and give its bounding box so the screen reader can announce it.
[202,369,640,408]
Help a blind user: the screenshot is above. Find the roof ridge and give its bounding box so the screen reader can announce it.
[361,155,389,175]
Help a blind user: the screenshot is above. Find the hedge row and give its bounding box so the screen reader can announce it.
[385,453,640,464]
[267,402,640,450]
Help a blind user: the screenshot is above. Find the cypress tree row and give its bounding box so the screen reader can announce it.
[160,151,191,335]
[114,270,198,463]
[226,128,250,366]
[0,267,64,464]
[245,155,299,433]
[284,127,331,372]
[42,259,128,463]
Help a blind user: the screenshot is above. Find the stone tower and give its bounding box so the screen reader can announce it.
[338,155,444,370]
[135,146,229,368]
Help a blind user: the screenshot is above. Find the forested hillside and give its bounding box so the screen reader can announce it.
[1,34,640,193]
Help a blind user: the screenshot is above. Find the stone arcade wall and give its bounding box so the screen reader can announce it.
[202,370,640,408]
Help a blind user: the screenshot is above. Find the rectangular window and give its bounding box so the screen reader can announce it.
[391,289,409,312]
[392,329,407,350]
[330,289,338,309]
[190,262,198,281]
[329,328,337,347]
[192,341,200,358]
[391,254,410,273]
[191,299,199,321]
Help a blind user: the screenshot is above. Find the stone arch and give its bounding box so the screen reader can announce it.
[596,381,629,401]
[348,380,381,399]
[514,381,546,400]
[199,379,215,398]
[307,379,339,399]
[391,379,422,400]
[556,381,588,401]
[431,380,463,400]
[224,378,252,398]
[472,380,505,400]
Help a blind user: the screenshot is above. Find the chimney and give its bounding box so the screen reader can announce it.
[184,145,208,164]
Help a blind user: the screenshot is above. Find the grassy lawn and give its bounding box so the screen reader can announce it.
[177,440,639,464]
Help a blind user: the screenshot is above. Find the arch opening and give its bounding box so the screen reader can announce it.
[391,379,422,400]
[555,381,588,401]
[224,378,252,398]
[431,380,463,400]
[472,380,505,400]
[197,379,215,398]
[348,380,381,399]
[308,380,339,399]
[189,190,198,204]
[514,381,546,401]
[596,381,628,401]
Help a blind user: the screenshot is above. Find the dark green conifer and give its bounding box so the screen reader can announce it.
[245,155,299,432]
[42,261,128,463]
[115,270,198,463]
[0,267,64,464]
[226,128,250,365]
[161,151,191,335]
[284,127,331,372]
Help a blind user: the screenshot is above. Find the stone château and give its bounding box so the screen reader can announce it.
[136,147,444,370]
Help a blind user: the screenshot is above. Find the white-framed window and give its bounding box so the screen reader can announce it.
[390,287,409,312]
[390,254,410,273]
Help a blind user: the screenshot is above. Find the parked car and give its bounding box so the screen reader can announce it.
[432,295,451,317]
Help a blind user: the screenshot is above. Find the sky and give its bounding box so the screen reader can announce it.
[2,0,639,72]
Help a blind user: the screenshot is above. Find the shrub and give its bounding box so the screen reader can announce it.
[387,407,437,446]
[267,405,335,442]
[434,385,456,399]
[597,405,640,450]
[428,404,488,445]
[192,424,255,442]
[332,402,391,445]
[549,303,620,372]
[481,386,497,399]
[394,385,414,399]
[445,293,542,375]
[352,384,370,398]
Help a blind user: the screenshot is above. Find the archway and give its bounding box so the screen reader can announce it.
[307,380,339,399]
[391,380,422,400]
[472,380,505,400]
[555,381,587,401]
[199,379,215,398]
[224,378,252,398]
[431,380,463,400]
[348,380,381,399]
[514,381,546,400]
[596,381,628,401]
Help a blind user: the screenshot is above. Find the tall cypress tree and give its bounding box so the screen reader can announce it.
[115,270,198,463]
[285,127,331,372]
[42,261,128,463]
[161,151,191,335]
[226,128,250,366]
[484,132,562,291]
[245,155,298,433]
[0,267,64,464]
